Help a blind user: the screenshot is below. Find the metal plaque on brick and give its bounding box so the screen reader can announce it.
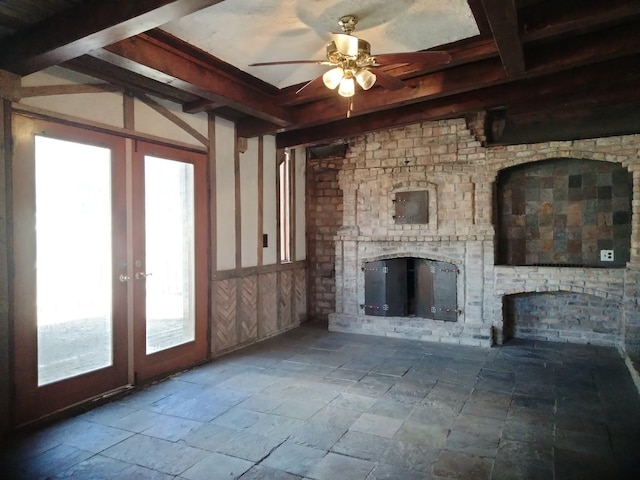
[394,191,429,224]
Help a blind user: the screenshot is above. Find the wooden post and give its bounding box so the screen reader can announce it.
[0,70,21,101]
[0,95,13,439]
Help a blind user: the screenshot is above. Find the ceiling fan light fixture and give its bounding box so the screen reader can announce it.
[323,67,344,89]
[355,68,376,90]
[338,75,355,97]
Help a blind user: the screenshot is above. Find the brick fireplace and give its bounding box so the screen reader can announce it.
[318,115,640,354]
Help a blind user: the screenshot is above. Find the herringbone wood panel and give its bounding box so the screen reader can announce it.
[259,272,278,338]
[213,279,237,352]
[279,270,292,329]
[239,276,258,342]
[294,267,307,324]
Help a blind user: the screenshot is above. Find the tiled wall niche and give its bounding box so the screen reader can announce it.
[497,158,632,267]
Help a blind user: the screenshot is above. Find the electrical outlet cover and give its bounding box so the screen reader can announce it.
[600,250,614,262]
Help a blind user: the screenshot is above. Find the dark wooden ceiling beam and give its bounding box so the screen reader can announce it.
[64,55,200,104]
[272,21,640,132]
[0,0,227,75]
[489,102,640,145]
[520,0,640,42]
[274,55,640,147]
[505,65,640,117]
[182,98,222,113]
[480,0,525,75]
[525,21,640,72]
[93,33,292,126]
[279,38,500,107]
[466,0,493,37]
[288,58,507,126]
[237,118,282,138]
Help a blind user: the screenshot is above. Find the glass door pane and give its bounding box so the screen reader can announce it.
[144,156,195,354]
[35,136,113,386]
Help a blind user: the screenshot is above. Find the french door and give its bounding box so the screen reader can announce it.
[11,116,208,425]
[131,141,208,381]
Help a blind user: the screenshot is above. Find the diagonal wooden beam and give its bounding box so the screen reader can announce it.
[92,33,292,126]
[136,92,208,145]
[480,0,525,76]
[0,0,227,75]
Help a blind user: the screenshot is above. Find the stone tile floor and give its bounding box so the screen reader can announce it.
[2,323,640,479]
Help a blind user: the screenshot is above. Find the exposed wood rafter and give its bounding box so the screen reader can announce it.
[92,32,291,126]
[272,54,640,147]
[480,0,525,76]
[238,20,640,138]
[3,1,640,147]
[0,0,227,75]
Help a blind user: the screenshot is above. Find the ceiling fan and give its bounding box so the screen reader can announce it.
[249,15,452,116]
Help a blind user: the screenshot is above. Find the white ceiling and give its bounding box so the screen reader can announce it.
[162,0,479,89]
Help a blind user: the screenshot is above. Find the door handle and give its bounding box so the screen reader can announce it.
[119,274,130,283]
[135,272,152,280]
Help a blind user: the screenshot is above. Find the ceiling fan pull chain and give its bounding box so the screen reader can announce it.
[347,96,353,118]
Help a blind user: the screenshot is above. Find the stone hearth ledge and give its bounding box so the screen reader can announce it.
[329,313,493,347]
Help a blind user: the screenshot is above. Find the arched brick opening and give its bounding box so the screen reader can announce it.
[502,289,623,347]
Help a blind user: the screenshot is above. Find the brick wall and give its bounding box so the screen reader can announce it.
[306,158,343,321]
[322,115,640,353]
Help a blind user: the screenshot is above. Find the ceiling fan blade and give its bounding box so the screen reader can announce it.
[374,51,452,66]
[295,75,326,95]
[249,59,327,66]
[371,69,405,91]
[332,33,359,56]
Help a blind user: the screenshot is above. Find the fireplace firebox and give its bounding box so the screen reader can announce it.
[362,258,458,321]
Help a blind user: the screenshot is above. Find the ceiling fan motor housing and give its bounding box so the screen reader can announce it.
[326,37,375,67]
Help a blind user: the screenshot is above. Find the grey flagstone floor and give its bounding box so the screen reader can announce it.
[2,322,639,479]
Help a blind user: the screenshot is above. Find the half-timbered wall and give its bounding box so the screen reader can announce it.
[0,67,307,438]
[211,118,307,355]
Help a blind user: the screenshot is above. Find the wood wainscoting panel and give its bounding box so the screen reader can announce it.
[213,279,238,352]
[279,269,293,329]
[294,267,307,325]
[259,272,278,338]
[239,275,258,342]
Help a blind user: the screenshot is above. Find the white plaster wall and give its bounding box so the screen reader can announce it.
[240,137,259,268]
[295,146,306,261]
[19,68,208,145]
[262,136,278,265]
[21,66,103,87]
[134,95,207,147]
[20,91,124,128]
[215,117,237,271]
[20,68,124,128]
